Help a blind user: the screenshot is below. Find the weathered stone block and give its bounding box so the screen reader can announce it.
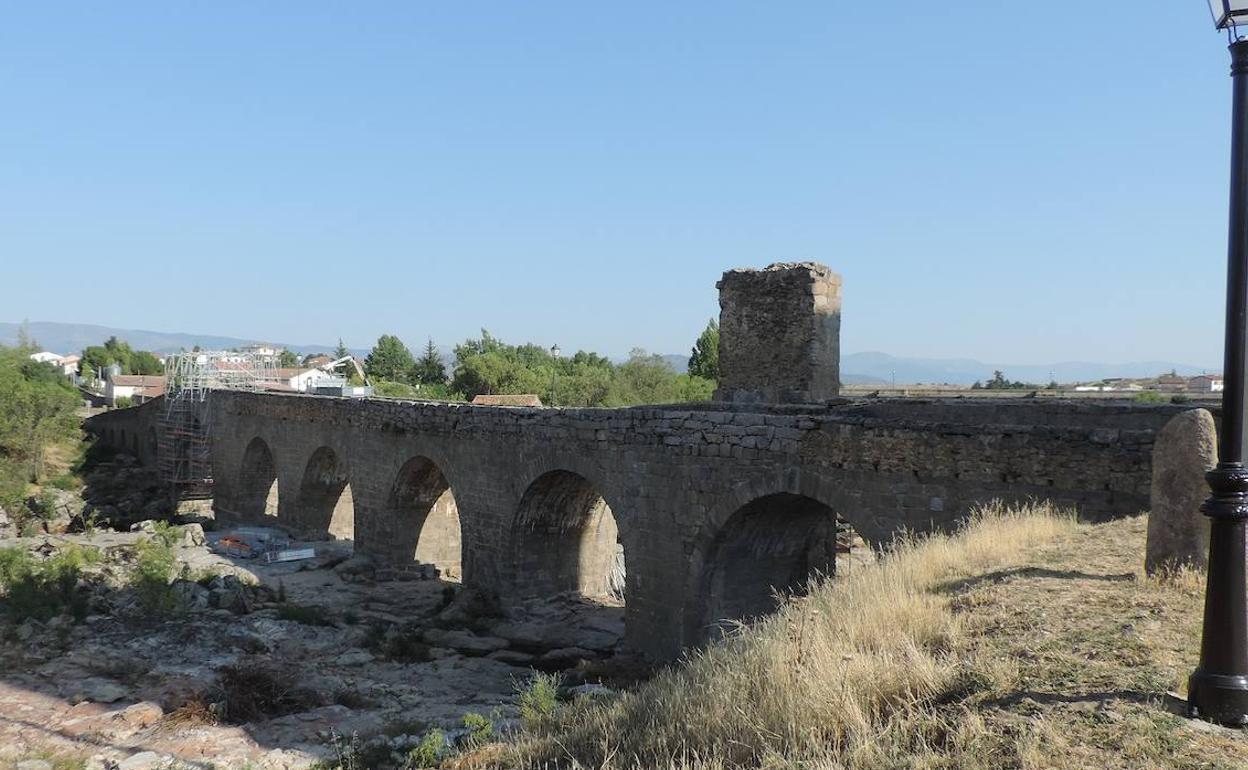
[714,262,841,404]
[1146,409,1217,576]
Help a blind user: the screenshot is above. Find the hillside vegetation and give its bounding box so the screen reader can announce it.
[463,504,1248,770]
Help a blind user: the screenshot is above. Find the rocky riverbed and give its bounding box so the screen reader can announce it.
[0,522,637,770]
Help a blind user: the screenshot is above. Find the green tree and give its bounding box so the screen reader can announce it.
[81,337,131,375]
[278,349,300,368]
[128,350,164,375]
[0,347,80,482]
[449,332,709,407]
[606,349,681,406]
[677,374,716,402]
[413,338,447,385]
[365,335,416,383]
[334,338,351,360]
[79,336,162,377]
[688,318,720,381]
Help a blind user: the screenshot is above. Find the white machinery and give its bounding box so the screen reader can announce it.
[319,355,371,386]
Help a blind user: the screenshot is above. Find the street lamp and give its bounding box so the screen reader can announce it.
[1190,2,1248,726]
[1211,1,1248,31]
[550,345,561,406]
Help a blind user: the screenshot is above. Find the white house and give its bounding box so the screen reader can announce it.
[106,374,165,406]
[29,351,83,379]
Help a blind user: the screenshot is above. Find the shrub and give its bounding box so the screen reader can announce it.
[0,544,99,621]
[219,659,325,724]
[516,672,562,732]
[133,536,177,613]
[405,728,446,768]
[365,624,431,663]
[277,603,333,626]
[461,711,494,748]
[1135,390,1167,404]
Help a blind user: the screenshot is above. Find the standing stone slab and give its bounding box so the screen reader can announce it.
[1146,409,1217,575]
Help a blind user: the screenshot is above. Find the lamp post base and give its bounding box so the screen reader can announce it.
[1188,671,1248,725]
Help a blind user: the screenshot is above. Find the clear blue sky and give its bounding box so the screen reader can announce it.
[0,2,1234,365]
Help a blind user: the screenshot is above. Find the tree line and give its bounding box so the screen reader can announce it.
[63,316,725,409]
[357,319,721,407]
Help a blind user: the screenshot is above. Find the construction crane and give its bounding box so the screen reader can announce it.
[320,355,371,386]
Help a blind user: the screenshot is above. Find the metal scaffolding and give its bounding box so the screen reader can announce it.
[158,351,278,497]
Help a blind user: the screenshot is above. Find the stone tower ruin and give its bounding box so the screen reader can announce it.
[714,262,841,404]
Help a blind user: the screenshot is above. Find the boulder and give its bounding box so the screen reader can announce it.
[181,523,206,547]
[436,587,495,626]
[333,554,376,580]
[67,677,129,704]
[489,619,620,652]
[538,647,597,668]
[1146,409,1218,576]
[115,701,164,729]
[117,751,165,770]
[487,649,537,667]
[170,579,211,611]
[333,649,374,666]
[15,619,41,642]
[422,628,509,655]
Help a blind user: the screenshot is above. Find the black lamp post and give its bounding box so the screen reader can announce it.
[550,344,561,406]
[1190,0,1248,726]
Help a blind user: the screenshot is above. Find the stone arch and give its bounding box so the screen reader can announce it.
[295,446,354,540]
[685,469,871,644]
[385,455,462,580]
[701,493,837,635]
[510,469,625,601]
[238,437,280,520]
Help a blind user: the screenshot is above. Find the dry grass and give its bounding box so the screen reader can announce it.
[473,502,1083,769]
[458,503,1248,770]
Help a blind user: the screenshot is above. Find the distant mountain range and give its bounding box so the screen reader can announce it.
[0,321,370,358]
[0,321,1219,386]
[839,352,1218,386]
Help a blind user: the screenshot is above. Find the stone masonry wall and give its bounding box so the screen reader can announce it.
[715,262,842,404]
[82,391,1193,659]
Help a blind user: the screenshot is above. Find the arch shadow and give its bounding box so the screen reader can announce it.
[509,468,626,603]
[384,455,463,580]
[238,437,280,520]
[684,469,872,645]
[295,446,354,540]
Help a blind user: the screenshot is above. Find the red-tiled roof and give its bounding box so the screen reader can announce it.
[471,394,544,407]
[111,375,165,387]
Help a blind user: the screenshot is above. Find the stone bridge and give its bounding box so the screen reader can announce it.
[87,391,1185,659]
[82,263,1203,659]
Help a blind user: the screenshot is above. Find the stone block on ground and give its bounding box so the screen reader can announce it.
[1146,408,1217,576]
